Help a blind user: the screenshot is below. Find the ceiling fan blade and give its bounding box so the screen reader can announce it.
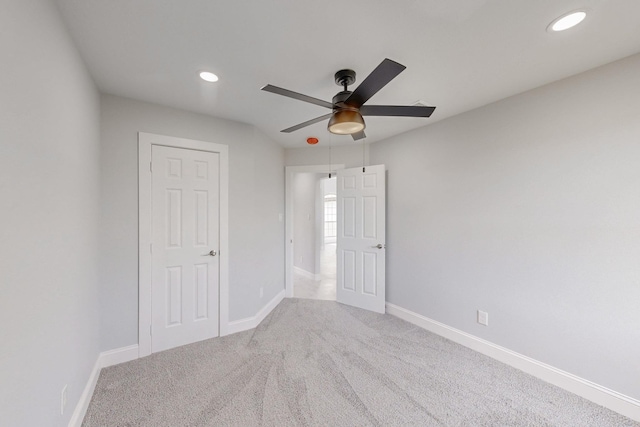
[360,105,436,117]
[261,84,333,109]
[345,59,406,108]
[352,131,366,141]
[281,113,333,133]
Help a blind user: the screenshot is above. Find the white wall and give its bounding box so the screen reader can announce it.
[0,1,101,426]
[322,176,337,196]
[285,143,369,168]
[293,173,321,274]
[370,53,640,400]
[100,95,285,350]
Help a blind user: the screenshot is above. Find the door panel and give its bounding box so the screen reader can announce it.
[336,165,386,313]
[151,145,219,352]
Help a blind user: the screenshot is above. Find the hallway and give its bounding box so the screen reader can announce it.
[293,243,336,300]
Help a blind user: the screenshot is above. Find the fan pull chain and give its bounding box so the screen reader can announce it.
[362,135,366,173]
[329,145,332,178]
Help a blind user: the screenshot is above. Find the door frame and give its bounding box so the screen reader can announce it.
[138,132,229,357]
[285,164,344,298]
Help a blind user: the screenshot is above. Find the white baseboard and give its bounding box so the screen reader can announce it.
[293,266,320,281]
[385,302,640,422]
[226,289,285,335]
[68,357,101,427]
[100,344,140,368]
[70,290,286,426]
[68,345,140,427]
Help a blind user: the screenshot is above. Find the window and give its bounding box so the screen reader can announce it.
[324,194,336,242]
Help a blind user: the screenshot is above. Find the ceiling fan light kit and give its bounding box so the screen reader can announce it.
[327,109,365,134]
[262,58,436,141]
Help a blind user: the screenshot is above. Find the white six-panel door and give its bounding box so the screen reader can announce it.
[151,145,220,352]
[336,165,386,313]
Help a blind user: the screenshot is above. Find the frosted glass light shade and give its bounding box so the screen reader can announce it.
[328,110,365,135]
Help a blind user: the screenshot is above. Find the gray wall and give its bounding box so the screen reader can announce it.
[370,53,640,400]
[100,94,285,351]
[293,173,322,274]
[0,1,101,426]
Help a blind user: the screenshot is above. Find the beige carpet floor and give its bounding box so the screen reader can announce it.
[82,299,638,426]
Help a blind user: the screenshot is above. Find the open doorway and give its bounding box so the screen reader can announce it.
[290,173,337,300]
[285,164,387,312]
[285,165,345,300]
[319,178,337,295]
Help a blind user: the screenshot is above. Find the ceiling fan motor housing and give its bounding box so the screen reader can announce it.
[332,91,353,108]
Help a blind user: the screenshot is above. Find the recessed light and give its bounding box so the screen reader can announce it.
[199,71,219,82]
[548,10,587,32]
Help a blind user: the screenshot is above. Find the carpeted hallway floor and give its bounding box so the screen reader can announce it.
[82,299,637,426]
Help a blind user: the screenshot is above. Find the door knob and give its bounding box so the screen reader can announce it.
[371,244,385,249]
[203,250,217,256]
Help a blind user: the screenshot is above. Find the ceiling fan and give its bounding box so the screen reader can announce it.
[261,58,436,141]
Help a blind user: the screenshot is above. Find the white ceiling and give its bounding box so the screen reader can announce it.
[54,0,640,148]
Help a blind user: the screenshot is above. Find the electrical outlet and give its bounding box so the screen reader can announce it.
[259,287,264,298]
[61,385,68,415]
[477,310,489,326]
